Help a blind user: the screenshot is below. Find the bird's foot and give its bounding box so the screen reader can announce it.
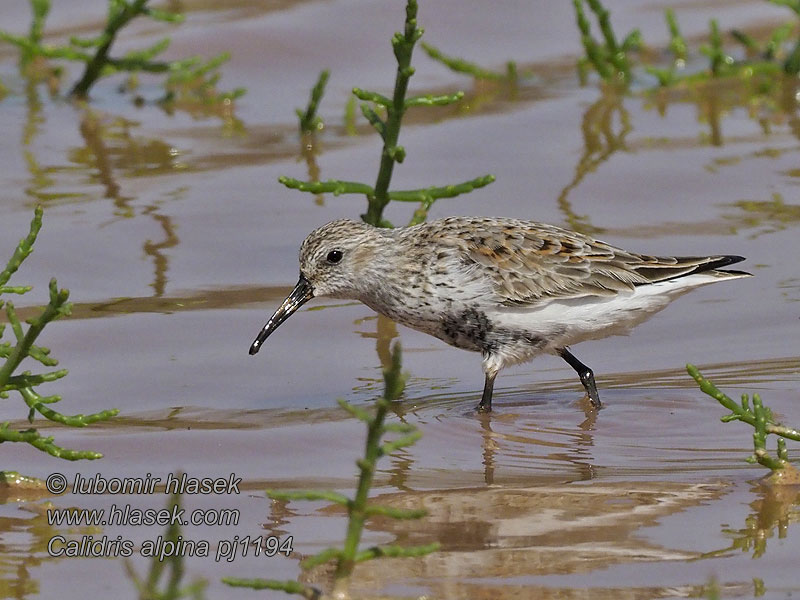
[584,394,602,410]
[578,371,602,409]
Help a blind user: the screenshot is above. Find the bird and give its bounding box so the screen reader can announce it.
[249,216,750,412]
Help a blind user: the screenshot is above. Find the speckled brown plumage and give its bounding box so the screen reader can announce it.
[251,217,751,412]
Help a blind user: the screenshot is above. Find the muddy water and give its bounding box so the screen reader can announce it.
[1,0,800,598]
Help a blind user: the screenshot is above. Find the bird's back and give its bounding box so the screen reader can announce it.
[404,216,750,308]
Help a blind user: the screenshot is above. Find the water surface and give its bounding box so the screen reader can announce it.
[1,1,799,598]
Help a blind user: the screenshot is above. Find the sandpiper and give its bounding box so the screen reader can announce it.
[250,217,750,412]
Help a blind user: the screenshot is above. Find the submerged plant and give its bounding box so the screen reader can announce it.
[573,0,641,85]
[575,0,800,87]
[0,0,244,108]
[10,0,51,70]
[0,207,118,462]
[296,70,330,135]
[224,343,438,598]
[645,9,688,86]
[277,0,494,227]
[420,41,519,82]
[699,19,735,78]
[687,364,800,483]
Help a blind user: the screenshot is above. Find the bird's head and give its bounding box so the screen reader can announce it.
[249,219,381,355]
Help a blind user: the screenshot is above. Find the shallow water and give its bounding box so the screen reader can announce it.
[1,1,800,598]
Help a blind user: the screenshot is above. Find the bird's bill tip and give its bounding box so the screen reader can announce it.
[248,275,314,356]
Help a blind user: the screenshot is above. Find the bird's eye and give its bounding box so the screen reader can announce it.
[326,249,343,264]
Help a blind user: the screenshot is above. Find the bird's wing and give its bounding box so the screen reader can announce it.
[448,220,738,306]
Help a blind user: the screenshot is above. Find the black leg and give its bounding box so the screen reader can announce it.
[558,348,601,409]
[476,371,496,413]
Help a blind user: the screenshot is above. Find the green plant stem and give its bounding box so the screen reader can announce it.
[0,279,69,389]
[335,396,388,577]
[5,369,68,390]
[278,0,491,226]
[750,393,785,470]
[268,489,350,506]
[364,503,426,519]
[405,91,464,106]
[70,0,149,97]
[389,174,495,203]
[297,69,330,134]
[364,0,422,226]
[344,96,357,135]
[279,177,374,196]
[784,38,800,74]
[767,22,793,60]
[0,206,42,290]
[419,41,507,80]
[573,0,612,80]
[687,365,800,442]
[731,30,759,55]
[229,345,431,593]
[665,8,687,62]
[301,547,343,570]
[278,174,494,216]
[1,207,118,461]
[222,578,319,599]
[24,0,51,66]
[354,542,440,562]
[0,424,103,460]
[19,386,119,426]
[586,0,619,56]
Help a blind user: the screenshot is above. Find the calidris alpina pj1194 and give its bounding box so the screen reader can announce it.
[249,217,750,412]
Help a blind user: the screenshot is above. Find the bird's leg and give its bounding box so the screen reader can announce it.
[558,348,602,409]
[476,371,497,413]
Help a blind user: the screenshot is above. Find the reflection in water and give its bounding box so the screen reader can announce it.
[5,12,800,598]
[778,276,800,303]
[557,87,629,235]
[72,110,185,181]
[557,76,800,242]
[705,482,800,560]
[341,481,725,598]
[22,81,43,148]
[477,414,498,485]
[264,497,296,540]
[353,312,601,487]
[12,83,186,295]
[142,202,181,297]
[22,82,84,206]
[362,314,418,492]
[726,192,800,239]
[24,104,186,297]
[476,401,596,486]
[352,314,400,395]
[283,478,799,597]
[76,110,133,215]
[648,75,800,148]
[298,131,325,206]
[76,110,182,296]
[374,315,400,375]
[0,503,71,597]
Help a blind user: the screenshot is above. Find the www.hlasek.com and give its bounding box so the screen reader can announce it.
[44,472,293,562]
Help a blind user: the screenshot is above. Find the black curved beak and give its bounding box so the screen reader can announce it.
[249,274,314,355]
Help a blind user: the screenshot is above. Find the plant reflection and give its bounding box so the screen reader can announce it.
[299,132,324,206]
[703,482,800,560]
[142,202,180,297]
[557,86,630,235]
